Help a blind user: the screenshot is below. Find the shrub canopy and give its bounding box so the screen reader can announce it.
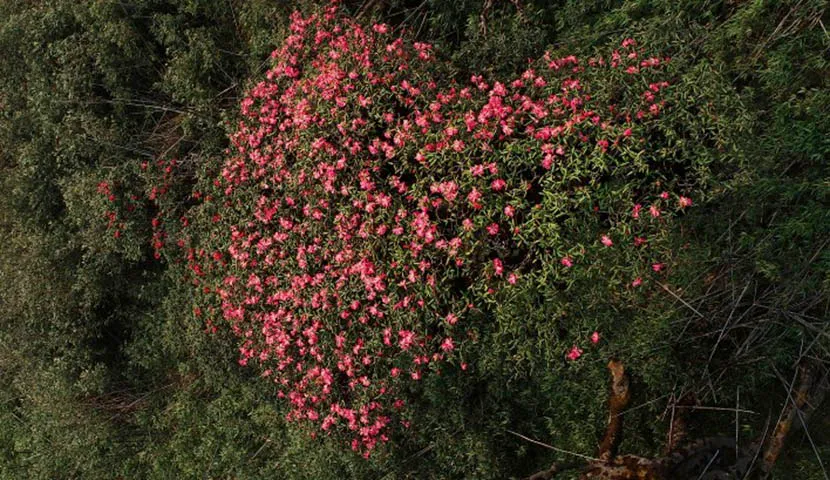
[171,4,737,455]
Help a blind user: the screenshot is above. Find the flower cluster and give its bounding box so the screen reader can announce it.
[105,3,699,456]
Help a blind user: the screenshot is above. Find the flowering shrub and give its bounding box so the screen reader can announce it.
[85,154,193,267]
[162,3,713,456]
[95,3,723,457]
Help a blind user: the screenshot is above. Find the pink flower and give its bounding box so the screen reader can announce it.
[398,330,416,350]
[491,178,506,191]
[652,263,664,272]
[566,345,583,361]
[445,313,458,325]
[467,188,483,209]
[503,205,515,217]
[507,273,518,285]
[491,82,507,96]
[591,331,600,344]
[678,196,693,208]
[632,204,642,218]
[649,103,661,115]
[560,256,573,268]
[492,258,504,276]
[659,191,669,199]
[430,181,459,202]
[631,277,643,287]
[649,205,661,218]
[601,235,613,247]
[440,337,455,352]
[486,223,500,236]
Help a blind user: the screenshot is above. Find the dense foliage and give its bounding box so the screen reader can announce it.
[173,5,708,455]
[0,0,828,478]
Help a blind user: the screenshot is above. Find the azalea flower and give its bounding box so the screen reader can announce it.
[566,345,583,361]
[601,235,613,247]
[492,258,504,276]
[649,205,661,218]
[632,204,642,218]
